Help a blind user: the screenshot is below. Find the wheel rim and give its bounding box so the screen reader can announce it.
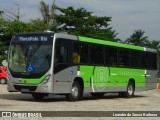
[0,79,6,84]
[71,86,78,98]
[128,84,133,95]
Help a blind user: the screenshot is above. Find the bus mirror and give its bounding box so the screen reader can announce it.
[5,51,9,54]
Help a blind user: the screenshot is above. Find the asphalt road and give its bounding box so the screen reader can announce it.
[0,84,160,120]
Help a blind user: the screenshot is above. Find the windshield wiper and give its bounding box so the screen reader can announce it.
[27,43,42,64]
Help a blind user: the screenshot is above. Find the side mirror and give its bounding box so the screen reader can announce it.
[5,51,9,54]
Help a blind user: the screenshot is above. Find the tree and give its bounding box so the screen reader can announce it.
[145,40,160,66]
[29,19,49,31]
[2,3,24,21]
[0,19,43,66]
[56,6,118,41]
[125,29,148,46]
[0,10,4,16]
[39,0,56,29]
[146,40,160,51]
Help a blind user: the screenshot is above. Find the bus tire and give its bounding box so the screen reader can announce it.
[0,78,7,84]
[91,93,105,97]
[32,93,45,100]
[66,81,82,102]
[119,81,134,98]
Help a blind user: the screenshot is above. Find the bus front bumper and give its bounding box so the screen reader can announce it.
[7,81,53,93]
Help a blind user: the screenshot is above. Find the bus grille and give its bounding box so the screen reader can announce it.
[14,85,37,91]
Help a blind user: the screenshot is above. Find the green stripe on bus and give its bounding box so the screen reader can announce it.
[79,65,145,87]
[79,36,144,51]
[21,75,46,85]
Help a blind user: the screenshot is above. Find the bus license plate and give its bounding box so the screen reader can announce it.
[21,89,29,92]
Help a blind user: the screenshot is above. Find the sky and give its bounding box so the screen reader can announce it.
[0,0,159,41]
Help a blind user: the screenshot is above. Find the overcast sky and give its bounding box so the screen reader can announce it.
[0,0,159,41]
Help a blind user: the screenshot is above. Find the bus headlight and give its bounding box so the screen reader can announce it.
[40,74,51,85]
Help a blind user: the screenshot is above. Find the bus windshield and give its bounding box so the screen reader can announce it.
[9,44,52,73]
[8,34,53,75]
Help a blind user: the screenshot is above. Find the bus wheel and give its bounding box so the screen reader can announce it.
[119,81,134,98]
[91,93,105,97]
[0,78,7,84]
[66,81,82,102]
[32,93,45,100]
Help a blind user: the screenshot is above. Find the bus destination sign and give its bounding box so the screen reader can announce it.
[17,36,48,42]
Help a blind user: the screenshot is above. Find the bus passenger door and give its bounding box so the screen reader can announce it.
[53,39,71,93]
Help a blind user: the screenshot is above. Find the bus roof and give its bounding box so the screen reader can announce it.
[79,36,156,52]
[12,32,156,53]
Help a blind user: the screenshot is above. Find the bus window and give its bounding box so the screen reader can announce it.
[54,46,69,73]
[150,53,157,70]
[141,52,149,69]
[141,52,157,70]
[90,45,104,65]
[105,47,117,66]
[55,46,68,64]
[130,51,141,68]
[118,49,129,67]
[73,42,89,64]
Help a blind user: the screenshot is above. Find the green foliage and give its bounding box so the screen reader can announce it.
[3,20,40,45]
[29,19,51,31]
[146,40,160,66]
[0,10,4,16]
[39,1,56,29]
[0,41,7,66]
[125,29,160,66]
[0,19,46,66]
[146,40,160,51]
[56,6,118,41]
[125,29,149,46]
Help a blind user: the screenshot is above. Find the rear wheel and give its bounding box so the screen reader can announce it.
[66,81,82,102]
[119,81,134,98]
[0,78,7,84]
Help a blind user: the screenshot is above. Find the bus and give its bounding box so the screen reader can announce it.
[7,31,157,101]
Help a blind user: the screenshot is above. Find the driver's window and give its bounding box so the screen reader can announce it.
[55,46,68,64]
[54,45,69,74]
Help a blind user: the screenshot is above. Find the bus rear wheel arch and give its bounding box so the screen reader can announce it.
[119,80,135,98]
[66,78,84,102]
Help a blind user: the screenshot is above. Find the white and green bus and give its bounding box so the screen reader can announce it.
[7,31,157,101]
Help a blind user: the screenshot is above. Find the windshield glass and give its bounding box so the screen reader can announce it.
[8,33,53,78]
[9,44,52,73]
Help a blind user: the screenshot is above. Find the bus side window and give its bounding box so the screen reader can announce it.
[55,46,63,64]
[72,42,89,64]
[118,49,129,67]
[73,43,80,64]
[73,52,80,64]
[130,51,141,68]
[55,46,68,64]
[105,47,117,66]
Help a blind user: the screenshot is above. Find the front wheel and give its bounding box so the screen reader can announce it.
[119,81,134,98]
[66,81,82,102]
[0,78,7,84]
